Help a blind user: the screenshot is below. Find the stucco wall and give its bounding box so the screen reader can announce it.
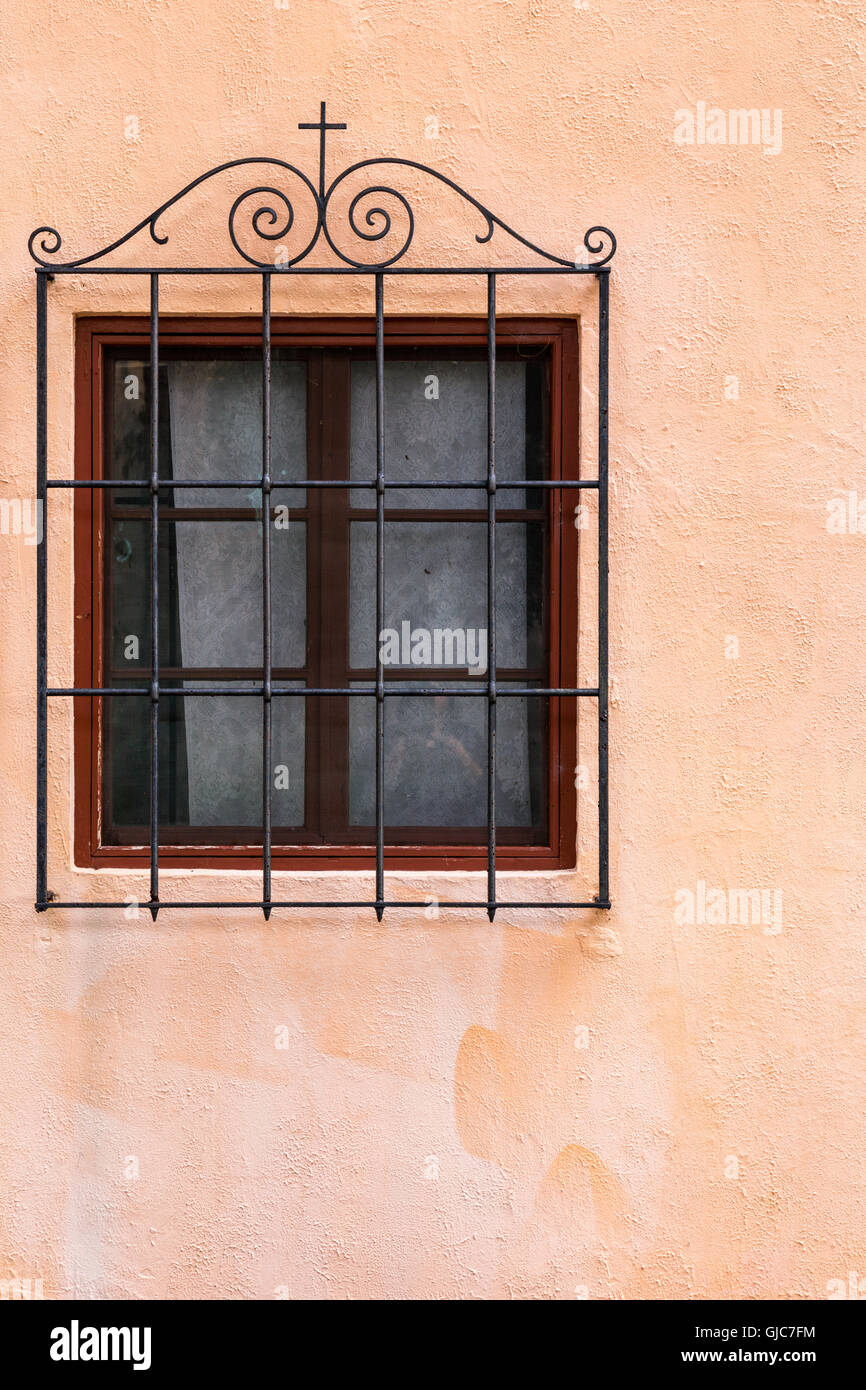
[1,0,864,1299]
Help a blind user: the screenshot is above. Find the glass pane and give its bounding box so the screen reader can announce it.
[349,358,547,507]
[176,684,305,829]
[104,352,308,838]
[103,685,157,834]
[172,519,305,669]
[349,521,543,671]
[104,685,305,836]
[167,360,307,506]
[107,519,306,670]
[108,356,307,506]
[108,360,150,507]
[348,683,544,830]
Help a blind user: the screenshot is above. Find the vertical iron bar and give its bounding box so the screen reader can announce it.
[374,273,385,920]
[486,274,497,921]
[35,272,48,909]
[261,273,273,920]
[148,274,160,920]
[597,271,610,905]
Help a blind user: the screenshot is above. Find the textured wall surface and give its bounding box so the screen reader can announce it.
[1,0,864,1299]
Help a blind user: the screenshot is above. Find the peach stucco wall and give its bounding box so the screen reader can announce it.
[1,0,864,1299]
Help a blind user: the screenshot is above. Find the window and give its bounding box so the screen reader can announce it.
[74,316,579,872]
[34,104,614,915]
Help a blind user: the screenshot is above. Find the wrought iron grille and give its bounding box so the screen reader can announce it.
[31,102,613,919]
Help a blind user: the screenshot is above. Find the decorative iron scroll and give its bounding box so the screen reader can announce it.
[28,102,616,272]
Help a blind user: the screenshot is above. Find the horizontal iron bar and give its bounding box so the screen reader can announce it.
[37,265,610,277]
[47,686,599,698]
[48,478,599,490]
[37,899,611,911]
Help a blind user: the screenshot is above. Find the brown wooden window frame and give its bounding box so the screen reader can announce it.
[74,314,579,873]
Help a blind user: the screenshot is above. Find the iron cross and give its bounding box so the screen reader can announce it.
[299,102,347,199]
